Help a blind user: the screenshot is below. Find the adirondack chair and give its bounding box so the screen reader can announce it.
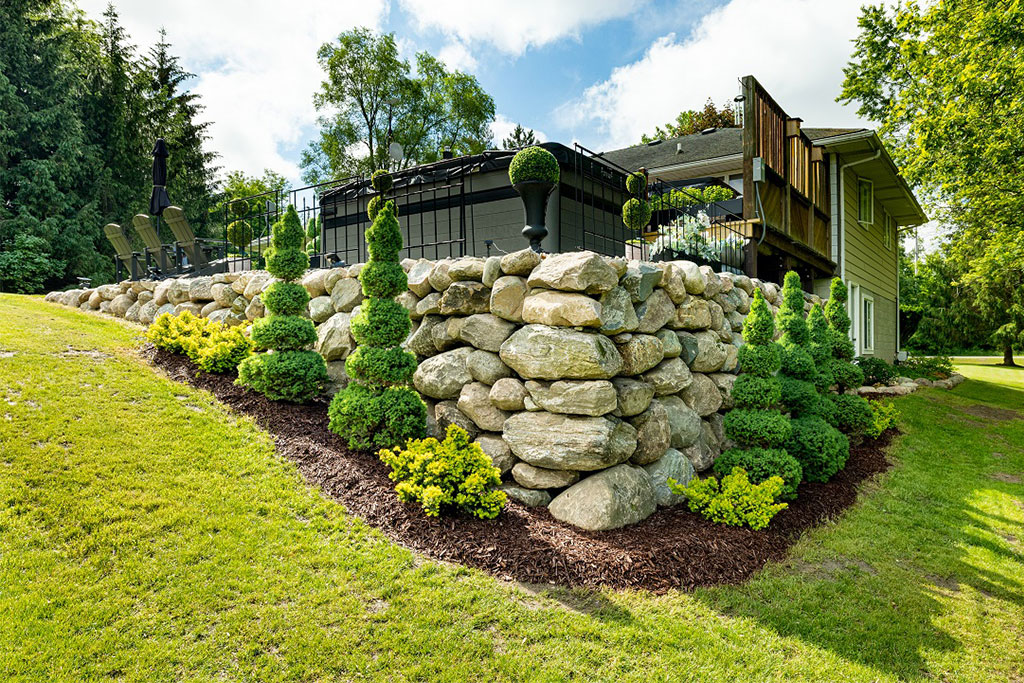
[131,214,173,273]
[103,223,140,280]
[163,205,225,274]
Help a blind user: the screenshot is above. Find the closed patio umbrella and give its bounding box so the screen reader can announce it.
[149,138,171,216]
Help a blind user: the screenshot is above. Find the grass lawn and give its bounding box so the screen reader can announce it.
[1,293,1022,682]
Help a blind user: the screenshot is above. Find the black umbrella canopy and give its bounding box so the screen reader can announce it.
[149,138,171,216]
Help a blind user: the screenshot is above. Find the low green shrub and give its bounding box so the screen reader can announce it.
[713,448,803,500]
[328,383,427,451]
[855,356,896,385]
[787,416,849,482]
[827,393,874,437]
[378,424,506,519]
[236,350,328,402]
[508,146,559,185]
[250,315,318,351]
[670,467,787,530]
[193,325,252,374]
[900,354,954,380]
[261,281,310,317]
[722,408,791,449]
[829,358,865,390]
[865,400,900,439]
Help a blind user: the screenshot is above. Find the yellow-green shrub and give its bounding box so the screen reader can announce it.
[193,325,253,374]
[147,311,209,355]
[866,400,900,439]
[378,425,506,519]
[670,467,788,530]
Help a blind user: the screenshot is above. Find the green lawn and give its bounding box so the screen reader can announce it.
[1,293,1022,682]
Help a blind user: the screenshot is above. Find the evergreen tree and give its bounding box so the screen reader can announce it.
[237,205,328,402]
[715,289,802,500]
[823,278,873,437]
[501,124,539,149]
[328,170,427,450]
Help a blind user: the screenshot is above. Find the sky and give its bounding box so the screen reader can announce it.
[75,0,873,184]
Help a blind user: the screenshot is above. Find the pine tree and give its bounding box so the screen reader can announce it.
[328,170,427,450]
[823,278,873,437]
[715,289,802,500]
[237,205,328,401]
[501,124,539,149]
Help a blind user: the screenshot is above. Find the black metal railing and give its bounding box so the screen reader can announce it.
[564,143,633,257]
[644,179,747,273]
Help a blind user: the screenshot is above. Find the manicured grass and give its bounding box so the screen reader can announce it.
[1,293,1022,682]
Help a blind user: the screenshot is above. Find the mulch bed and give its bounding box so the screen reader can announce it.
[146,347,896,593]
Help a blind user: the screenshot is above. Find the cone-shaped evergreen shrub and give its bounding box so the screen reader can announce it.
[721,288,801,498]
[237,205,327,402]
[776,271,819,417]
[329,171,426,451]
[822,278,872,437]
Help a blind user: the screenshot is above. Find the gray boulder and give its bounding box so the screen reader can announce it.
[526,251,618,294]
[611,377,655,417]
[503,412,637,471]
[315,312,354,361]
[499,248,542,276]
[308,296,334,323]
[457,313,516,352]
[489,377,528,411]
[439,281,490,315]
[598,286,639,335]
[413,347,474,399]
[435,400,478,440]
[501,484,551,508]
[690,330,728,372]
[512,463,580,490]
[548,464,656,531]
[660,395,702,449]
[643,448,694,506]
[633,289,675,333]
[523,379,617,416]
[628,399,672,465]
[467,349,512,385]
[617,334,664,376]
[457,382,511,432]
[490,275,527,322]
[331,277,364,313]
[521,290,602,327]
[620,261,663,302]
[642,357,693,395]
[681,372,723,416]
[500,325,622,380]
[475,434,516,474]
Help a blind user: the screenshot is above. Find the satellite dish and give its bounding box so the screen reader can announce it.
[388,142,404,162]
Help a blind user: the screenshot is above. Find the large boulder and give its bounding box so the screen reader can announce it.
[315,312,354,361]
[415,292,442,317]
[641,357,693,395]
[628,400,671,465]
[435,400,478,440]
[448,257,486,282]
[308,296,334,323]
[643,449,694,507]
[633,289,675,333]
[188,276,214,302]
[475,434,516,474]
[611,377,655,417]
[512,463,580,490]
[598,286,639,335]
[482,256,502,287]
[439,281,490,315]
[457,313,516,352]
[406,259,434,297]
[681,372,723,416]
[490,275,527,322]
[405,315,442,357]
[499,248,542,276]
[548,464,656,531]
[457,382,511,432]
[660,395,702,449]
[138,300,160,325]
[211,282,238,308]
[690,330,728,372]
[502,412,637,471]
[521,290,602,327]
[110,293,134,317]
[489,377,528,411]
[523,379,617,416]
[300,269,329,298]
[617,334,664,376]
[413,346,474,399]
[466,349,512,385]
[658,262,689,303]
[330,277,364,313]
[526,251,618,294]
[428,259,454,291]
[500,325,622,380]
[620,261,662,303]
[675,296,712,330]
[501,484,551,508]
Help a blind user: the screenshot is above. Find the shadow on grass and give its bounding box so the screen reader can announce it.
[689,376,1024,678]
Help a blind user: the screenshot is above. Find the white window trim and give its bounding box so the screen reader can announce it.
[859,178,874,227]
[862,294,875,354]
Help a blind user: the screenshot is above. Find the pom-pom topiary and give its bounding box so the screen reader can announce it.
[621,197,653,231]
[237,205,327,402]
[226,220,253,251]
[371,169,393,193]
[329,183,427,451]
[508,146,559,185]
[625,171,647,197]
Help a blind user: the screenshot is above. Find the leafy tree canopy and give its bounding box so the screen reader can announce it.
[640,98,737,144]
[300,28,495,183]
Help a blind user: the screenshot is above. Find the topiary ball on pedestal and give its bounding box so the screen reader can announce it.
[237,205,327,402]
[328,184,426,451]
[508,146,559,185]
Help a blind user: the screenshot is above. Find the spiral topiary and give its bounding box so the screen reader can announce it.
[328,170,427,451]
[237,205,328,402]
[822,278,871,437]
[508,146,559,185]
[721,288,801,497]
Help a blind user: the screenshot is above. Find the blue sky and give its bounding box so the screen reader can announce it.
[76,0,869,184]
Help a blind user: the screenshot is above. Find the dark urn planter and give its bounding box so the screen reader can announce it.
[513,180,556,252]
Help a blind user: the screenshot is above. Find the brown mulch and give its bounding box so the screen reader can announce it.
[146,347,896,594]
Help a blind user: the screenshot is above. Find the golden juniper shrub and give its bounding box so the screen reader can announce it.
[865,399,900,439]
[378,425,506,519]
[146,311,209,355]
[194,325,253,374]
[669,467,787,530]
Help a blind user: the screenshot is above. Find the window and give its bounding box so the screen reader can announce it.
[883,212,893,250]
[858,178,874,226]
[862,295,875,353]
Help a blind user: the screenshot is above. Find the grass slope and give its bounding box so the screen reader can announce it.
[1,293,1021,682]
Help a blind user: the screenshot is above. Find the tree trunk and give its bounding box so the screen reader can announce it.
[1002,344,1016,366]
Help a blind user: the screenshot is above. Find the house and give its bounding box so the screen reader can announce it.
[601,75,927,362]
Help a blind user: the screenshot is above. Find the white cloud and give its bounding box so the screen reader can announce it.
[75,0,388,184]
[438,41,478,72]
[559,0,867,151]
[490,114,548,148]
[399,0,643,56]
